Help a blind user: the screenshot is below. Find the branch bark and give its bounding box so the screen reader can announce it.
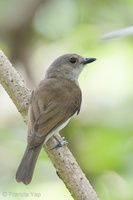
[0,49,100,200]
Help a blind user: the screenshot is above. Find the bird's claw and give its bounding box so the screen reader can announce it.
[50,137,68,150]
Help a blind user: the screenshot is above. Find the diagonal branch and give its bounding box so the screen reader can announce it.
[0,49,100,200]
[0,50,31,121]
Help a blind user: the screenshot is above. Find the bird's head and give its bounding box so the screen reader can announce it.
[45,53,96,83]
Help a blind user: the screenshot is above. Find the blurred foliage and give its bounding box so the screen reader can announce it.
[0,0,133,200]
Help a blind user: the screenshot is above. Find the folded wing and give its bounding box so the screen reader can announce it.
[28,78,82,148]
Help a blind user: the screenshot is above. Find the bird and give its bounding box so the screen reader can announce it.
[16,53,96,184]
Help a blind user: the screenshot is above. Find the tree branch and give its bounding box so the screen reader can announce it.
[0,50,31,121]
[0,49,100,200]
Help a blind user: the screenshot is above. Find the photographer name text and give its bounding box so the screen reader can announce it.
[2,192,41,198]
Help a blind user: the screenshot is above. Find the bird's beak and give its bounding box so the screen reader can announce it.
[82,57,96,65]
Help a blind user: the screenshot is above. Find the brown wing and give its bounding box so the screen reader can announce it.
[27,78,82,148]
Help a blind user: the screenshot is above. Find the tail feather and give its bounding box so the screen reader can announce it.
[16,144,42,185]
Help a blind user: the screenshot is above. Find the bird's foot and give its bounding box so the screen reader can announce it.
[50,137,68,149]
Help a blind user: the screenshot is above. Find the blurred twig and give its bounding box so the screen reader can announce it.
[102,26,133,40]
[0,49,100,200]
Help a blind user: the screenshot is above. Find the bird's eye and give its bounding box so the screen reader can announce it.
[70,57,77,64]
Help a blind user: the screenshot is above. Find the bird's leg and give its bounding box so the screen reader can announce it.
[50,136,68,149]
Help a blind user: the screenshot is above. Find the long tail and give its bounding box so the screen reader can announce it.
[16,144,42,185]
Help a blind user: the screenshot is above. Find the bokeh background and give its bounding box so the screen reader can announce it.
[0,0,133,199]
